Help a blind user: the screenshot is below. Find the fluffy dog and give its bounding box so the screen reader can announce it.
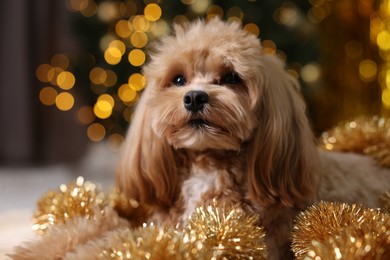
[117,18,390,259]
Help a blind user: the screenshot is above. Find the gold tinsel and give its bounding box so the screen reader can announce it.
[33,178,148,234]
[32,176,108,234]
[98,226,213,259]
[186,201,268,259]
[99,202,268,259]
[320,116,390,167]
[292,201,390,259]
[32,178,390,259]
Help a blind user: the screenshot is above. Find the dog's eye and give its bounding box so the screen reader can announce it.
[172,74,187,87]
[221,72,241,85]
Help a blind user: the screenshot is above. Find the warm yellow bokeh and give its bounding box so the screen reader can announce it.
[144,3,162,22]
[118,84,137,102]
[57,71,76,90]
[130,31,148,48]
[128,49,146,67]
[115,20,133,38]
[87,123,106,142]
[90,67,107,85]
[128,73,146,91]
[39,87,58,106]
[55,92,74,111]
[36,64,54,83]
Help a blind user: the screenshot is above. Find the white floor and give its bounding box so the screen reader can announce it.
[0,143,118,259]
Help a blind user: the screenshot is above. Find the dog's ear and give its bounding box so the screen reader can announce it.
[116,85,181,209]
[246,55,318,208]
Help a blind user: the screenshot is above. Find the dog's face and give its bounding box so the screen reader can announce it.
[144,19,263,151]
[118,19,317,209]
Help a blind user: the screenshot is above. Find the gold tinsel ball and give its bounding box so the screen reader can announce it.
[33,176,108,234]
[98,201,267,259]
[99,225,213,259]
[186,201,268,259]
[320,116,390,167]
[292,201,390,259]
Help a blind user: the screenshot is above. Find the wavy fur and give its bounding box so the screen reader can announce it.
[116,18,390,259]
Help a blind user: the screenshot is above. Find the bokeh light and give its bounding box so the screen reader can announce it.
[132,15,150,31]
[227,6,243,19]
[87,123,106,142]
[97,1,120,22]
[36,64,54,83]
[128,49,146,67]
[118,84,137,103]
[144,3,162,22]
[115,20,133,38]
[382,88,390,109]
[90,67,107,85]
[39,87,58,106]
[104,47,122,65]
[191,0,211,14]
[77,106,95,125]
[103,70,118,87]
[93,94,114,119]
[359,59,377,82]
[51,54,70,70]
[301,63,321,84]
[55,92,74,111]
[130,31,148,48]
[244,23,260,37]
[107,133,124,151]
[128,73,146,91]
[262,40,277,55]
[57,71,76,90]
[207,5,224,19]
[377,31,390,51]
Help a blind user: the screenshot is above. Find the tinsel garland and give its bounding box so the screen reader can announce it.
[292,201,390,259]
[32,177,146,234]
[30,178,390,259]
[98,203,267,259]
[31,180,267,259]
[320,116,390,167]
[32,176,108,234]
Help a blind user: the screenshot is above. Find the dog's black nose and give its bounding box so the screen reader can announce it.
[183,90,209,113]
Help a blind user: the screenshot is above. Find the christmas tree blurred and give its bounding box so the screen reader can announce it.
[35,0,390,148]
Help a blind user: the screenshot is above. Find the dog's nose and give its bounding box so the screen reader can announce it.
[183,90,209,113]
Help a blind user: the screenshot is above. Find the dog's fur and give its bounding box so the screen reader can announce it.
[116,19,390,259]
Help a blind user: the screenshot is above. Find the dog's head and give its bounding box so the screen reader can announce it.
[117,18,317,209]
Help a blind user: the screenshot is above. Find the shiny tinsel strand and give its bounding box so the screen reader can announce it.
[98,202,267,259]
[320,116,390,167]
[292,201,390,259]
[98,225,213,259]
[32,176,108,234]
[186,201,268,259]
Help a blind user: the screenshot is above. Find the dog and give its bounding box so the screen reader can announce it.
[117,18,390,259]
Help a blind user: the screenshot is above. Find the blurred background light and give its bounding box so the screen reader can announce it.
[55,92,74,111]
[128,73,146,91]
[128,49,145,67]
[87,123,106,142]
[144,3,162,21]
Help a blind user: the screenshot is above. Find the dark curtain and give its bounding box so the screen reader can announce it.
[0,0,88,165]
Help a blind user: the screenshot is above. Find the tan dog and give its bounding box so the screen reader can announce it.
[117,18,390,259]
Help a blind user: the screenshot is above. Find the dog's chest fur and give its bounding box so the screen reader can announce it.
[179,151,247,223]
